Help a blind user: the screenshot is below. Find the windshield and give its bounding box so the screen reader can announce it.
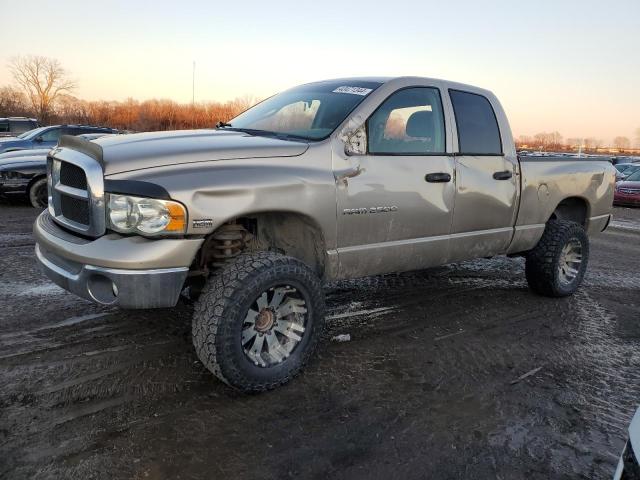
[17,126,47,140]
[625,170,640,182]
[226,80,382,141]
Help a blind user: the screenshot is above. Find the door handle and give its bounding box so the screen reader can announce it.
[425,172,451,183]
[493,170,513,180]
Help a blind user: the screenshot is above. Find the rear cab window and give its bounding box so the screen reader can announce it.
[449,90,502,155]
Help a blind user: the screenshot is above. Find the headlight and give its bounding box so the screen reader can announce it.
[107,194,187,236]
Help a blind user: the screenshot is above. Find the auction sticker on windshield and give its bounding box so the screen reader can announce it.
[332,86,373,96]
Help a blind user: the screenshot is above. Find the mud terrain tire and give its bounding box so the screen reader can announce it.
[192,251,325,393]
[525,220,589,297]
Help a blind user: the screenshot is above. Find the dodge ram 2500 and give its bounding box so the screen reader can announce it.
[34,76,615,392]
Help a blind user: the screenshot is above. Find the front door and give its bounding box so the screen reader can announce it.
[447,89,518,261]
[335,86,456,278]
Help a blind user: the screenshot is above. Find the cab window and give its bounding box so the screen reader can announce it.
[367,87,446,155]
[39,128,63,142]
[449,89,502,155]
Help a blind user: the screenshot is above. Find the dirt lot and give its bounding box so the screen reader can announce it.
[1,201,639,480]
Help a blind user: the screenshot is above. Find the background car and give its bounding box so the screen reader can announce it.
[614,169,640,207]
[0,132,116,208]
[614,407,640,479]
[0,124,117,154]
[0,117,39,137]
[615,164,640,182]
[615,163,635,173]
[620,164,640,179]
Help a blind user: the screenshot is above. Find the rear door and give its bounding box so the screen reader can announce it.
[336,86,456,277]
[447,89,518,261]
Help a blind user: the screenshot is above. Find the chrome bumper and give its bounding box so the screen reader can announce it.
[36,244,188,308]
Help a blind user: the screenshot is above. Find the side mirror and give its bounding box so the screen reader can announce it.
[34,137,43,143]
[343,125,367,156]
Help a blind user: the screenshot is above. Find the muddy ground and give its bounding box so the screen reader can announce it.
[1,200,639,480]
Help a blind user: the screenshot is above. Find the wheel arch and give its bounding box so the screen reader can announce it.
[26,174,47,192]
[196,210,328,277]
[548,196,590,226]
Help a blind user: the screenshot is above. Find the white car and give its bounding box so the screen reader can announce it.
[614,407,640,479]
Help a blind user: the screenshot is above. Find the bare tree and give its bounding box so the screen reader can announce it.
[613,136,630,151]
[0,86,31,117]
[635,127,640,148]
[9,55,76,123]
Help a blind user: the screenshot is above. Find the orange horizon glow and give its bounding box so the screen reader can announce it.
[0,0,638,144]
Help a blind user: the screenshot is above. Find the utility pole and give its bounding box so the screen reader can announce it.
[192,60,196,128]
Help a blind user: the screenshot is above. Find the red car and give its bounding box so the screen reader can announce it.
[614,169,640,206]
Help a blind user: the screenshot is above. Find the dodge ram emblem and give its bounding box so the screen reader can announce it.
[343,206,398,215]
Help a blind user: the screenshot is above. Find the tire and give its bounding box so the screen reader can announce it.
[192,251,325,393]
[525,220,589,297]
[28,177,48,209]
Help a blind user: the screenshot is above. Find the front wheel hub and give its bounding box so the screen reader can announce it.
[255,308,275,333]
[242,285,308,367]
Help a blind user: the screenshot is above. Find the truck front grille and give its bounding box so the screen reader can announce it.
[59,162,87,190]
[48,152,106,237]
[60,195,90,225]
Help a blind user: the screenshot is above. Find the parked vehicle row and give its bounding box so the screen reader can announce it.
[0,130,116,207]
[0,124,118,154]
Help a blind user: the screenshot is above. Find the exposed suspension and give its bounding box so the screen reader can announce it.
[202,222,253,269]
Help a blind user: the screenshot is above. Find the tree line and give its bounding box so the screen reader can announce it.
[516,130,640,154]
[0,85,254,132]
[1,55,254,131]
[2,56,639,151]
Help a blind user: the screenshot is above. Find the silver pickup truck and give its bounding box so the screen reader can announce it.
[34,76,615,392]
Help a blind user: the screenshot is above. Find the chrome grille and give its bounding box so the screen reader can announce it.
[60,194,90,225]
[59,162,87,190]
[47,149,106,237]
[619,188,640,194]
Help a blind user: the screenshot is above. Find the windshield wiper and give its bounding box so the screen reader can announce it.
[215,121,233,128]
[217,127,310,142]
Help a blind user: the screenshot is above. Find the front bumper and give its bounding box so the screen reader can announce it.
[34,211,203,309]
[36,244,188,308]
[0,179,29,196]
[614,193,640,207]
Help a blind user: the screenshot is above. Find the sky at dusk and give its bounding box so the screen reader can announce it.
[0,0,638,142]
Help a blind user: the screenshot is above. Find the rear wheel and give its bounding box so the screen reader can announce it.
[192,251,325,393]
[28,177,48,209]
[525,220,589,297]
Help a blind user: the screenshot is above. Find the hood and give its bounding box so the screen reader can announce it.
[92,129,310,176]
[618,181,640,189]
[0,138,28,154]
[0,157,46,170]
[0,157,47,172]
[0,138,22,147]
[0,148,50,160]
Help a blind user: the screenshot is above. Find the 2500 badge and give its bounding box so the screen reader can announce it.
[343,206,398,215]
